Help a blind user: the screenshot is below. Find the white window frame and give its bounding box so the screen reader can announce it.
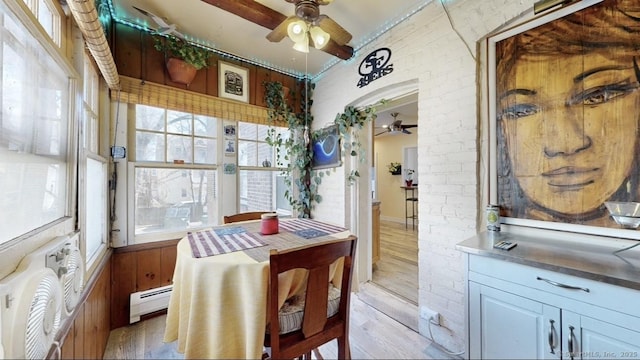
[0,0,76,249]
[129,105,220,243]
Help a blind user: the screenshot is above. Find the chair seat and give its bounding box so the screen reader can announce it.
[275,284,341,335]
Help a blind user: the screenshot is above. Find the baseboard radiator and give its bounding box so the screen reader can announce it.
[129,284,173,324]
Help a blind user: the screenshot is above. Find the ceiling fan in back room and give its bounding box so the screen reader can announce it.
[375,112,418,136]
[201,0,355,60]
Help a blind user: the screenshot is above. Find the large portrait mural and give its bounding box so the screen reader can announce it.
[494,0,640,231]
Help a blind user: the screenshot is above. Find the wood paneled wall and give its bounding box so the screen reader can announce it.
[112,23,301,111]
[54,252,112,359]
[110,240,178,329]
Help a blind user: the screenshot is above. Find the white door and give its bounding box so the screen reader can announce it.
[562,311,640,360]
[469,282,561,359]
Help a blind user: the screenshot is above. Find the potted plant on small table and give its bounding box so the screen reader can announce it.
[405,169,415,187]
[154,35,211,85]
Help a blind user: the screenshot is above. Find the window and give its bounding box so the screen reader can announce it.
[22,0,62,46]
[0,1,72,245]
[237,122,291,215]
[135,105,217,164]
[81,53,106,264]
[132,105,219,241]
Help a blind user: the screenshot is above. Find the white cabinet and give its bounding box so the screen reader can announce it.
[467,255,640,360]
[562,311,640,360]
[469,283,560,359]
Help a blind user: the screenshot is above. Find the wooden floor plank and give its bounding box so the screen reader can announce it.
[103,291,439,359]
[372,220,418,304]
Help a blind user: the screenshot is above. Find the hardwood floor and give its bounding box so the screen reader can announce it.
[103,292,450,359]
[372,220,418,304]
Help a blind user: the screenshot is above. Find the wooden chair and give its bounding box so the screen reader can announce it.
[265,235,357,360]
[223,211,271,224]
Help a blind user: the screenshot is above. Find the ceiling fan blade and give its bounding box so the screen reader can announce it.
[375,130,388,136]
[266,16,297,42]
[402,129,412,134]
[201,0,354,60]
[316,15,352,45]
[401,124,418,129]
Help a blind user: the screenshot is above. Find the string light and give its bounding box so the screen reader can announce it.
[105,0,431,81]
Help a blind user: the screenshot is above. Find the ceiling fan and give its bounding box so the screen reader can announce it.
[375,112,418,136]
[201,0,354,60]
[132,5,187,40]
[266,0,353,51]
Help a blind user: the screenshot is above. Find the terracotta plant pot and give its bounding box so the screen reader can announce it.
[405,179,413,187]
[166,57,197,85]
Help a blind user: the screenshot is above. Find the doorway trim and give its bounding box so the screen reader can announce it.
[348,79,419,283]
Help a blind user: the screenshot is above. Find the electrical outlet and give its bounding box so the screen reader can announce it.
[420,306,440,325]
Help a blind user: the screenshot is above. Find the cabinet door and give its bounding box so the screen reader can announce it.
[470,282,561,359]
[562,311,640,360]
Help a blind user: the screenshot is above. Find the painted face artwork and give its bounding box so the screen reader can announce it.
[498,49,640,220]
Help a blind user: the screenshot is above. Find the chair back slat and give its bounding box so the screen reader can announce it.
[302,267,330,337]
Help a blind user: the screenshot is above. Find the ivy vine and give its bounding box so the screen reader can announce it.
[264,80,382,218]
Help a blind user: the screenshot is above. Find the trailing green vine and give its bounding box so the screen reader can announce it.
[264,80,382,218]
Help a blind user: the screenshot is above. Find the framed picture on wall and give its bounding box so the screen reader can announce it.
[311,125,341,170]
[224,138,236,156]
[218,61,249,103]
[488,0,640,239]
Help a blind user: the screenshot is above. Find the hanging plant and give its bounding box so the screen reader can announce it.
[334,104,380,184]
[265,80,316,218]
[153,35,212,85]
[264,79,383,218]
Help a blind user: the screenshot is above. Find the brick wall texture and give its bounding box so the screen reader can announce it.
[311,0,532,351]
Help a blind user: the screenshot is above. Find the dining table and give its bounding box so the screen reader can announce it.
[162,217,353,359]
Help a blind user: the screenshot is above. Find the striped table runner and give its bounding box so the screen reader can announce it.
[279,218,346,239]
[188,226,267,258]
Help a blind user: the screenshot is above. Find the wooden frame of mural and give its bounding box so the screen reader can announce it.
[488,0,640,240]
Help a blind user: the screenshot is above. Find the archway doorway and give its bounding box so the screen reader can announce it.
[348,81,419,330]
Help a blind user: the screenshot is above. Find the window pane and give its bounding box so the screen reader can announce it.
[136,105,165,131]
[167,134,193,163]
[0,1,70,245]
[238,122,257,140]
[238,140,256,166]
[258,143,273,166]
[239,170,291,215]
[134,167,219,234]
[257,124,269,141]
[194,137,216,164]
[86,157,106,260]
[167,110,191,135]
[136,132,165,162]
[37,0,54,40]
[194,115,217,137]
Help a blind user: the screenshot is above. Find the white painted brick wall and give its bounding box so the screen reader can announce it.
[311,0,533,352]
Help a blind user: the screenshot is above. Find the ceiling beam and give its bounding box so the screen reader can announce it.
[201,0,354,60]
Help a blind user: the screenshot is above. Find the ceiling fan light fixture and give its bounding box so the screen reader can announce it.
[292,34,309,53]
[309,25,330,49]
[287,20,308,42]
